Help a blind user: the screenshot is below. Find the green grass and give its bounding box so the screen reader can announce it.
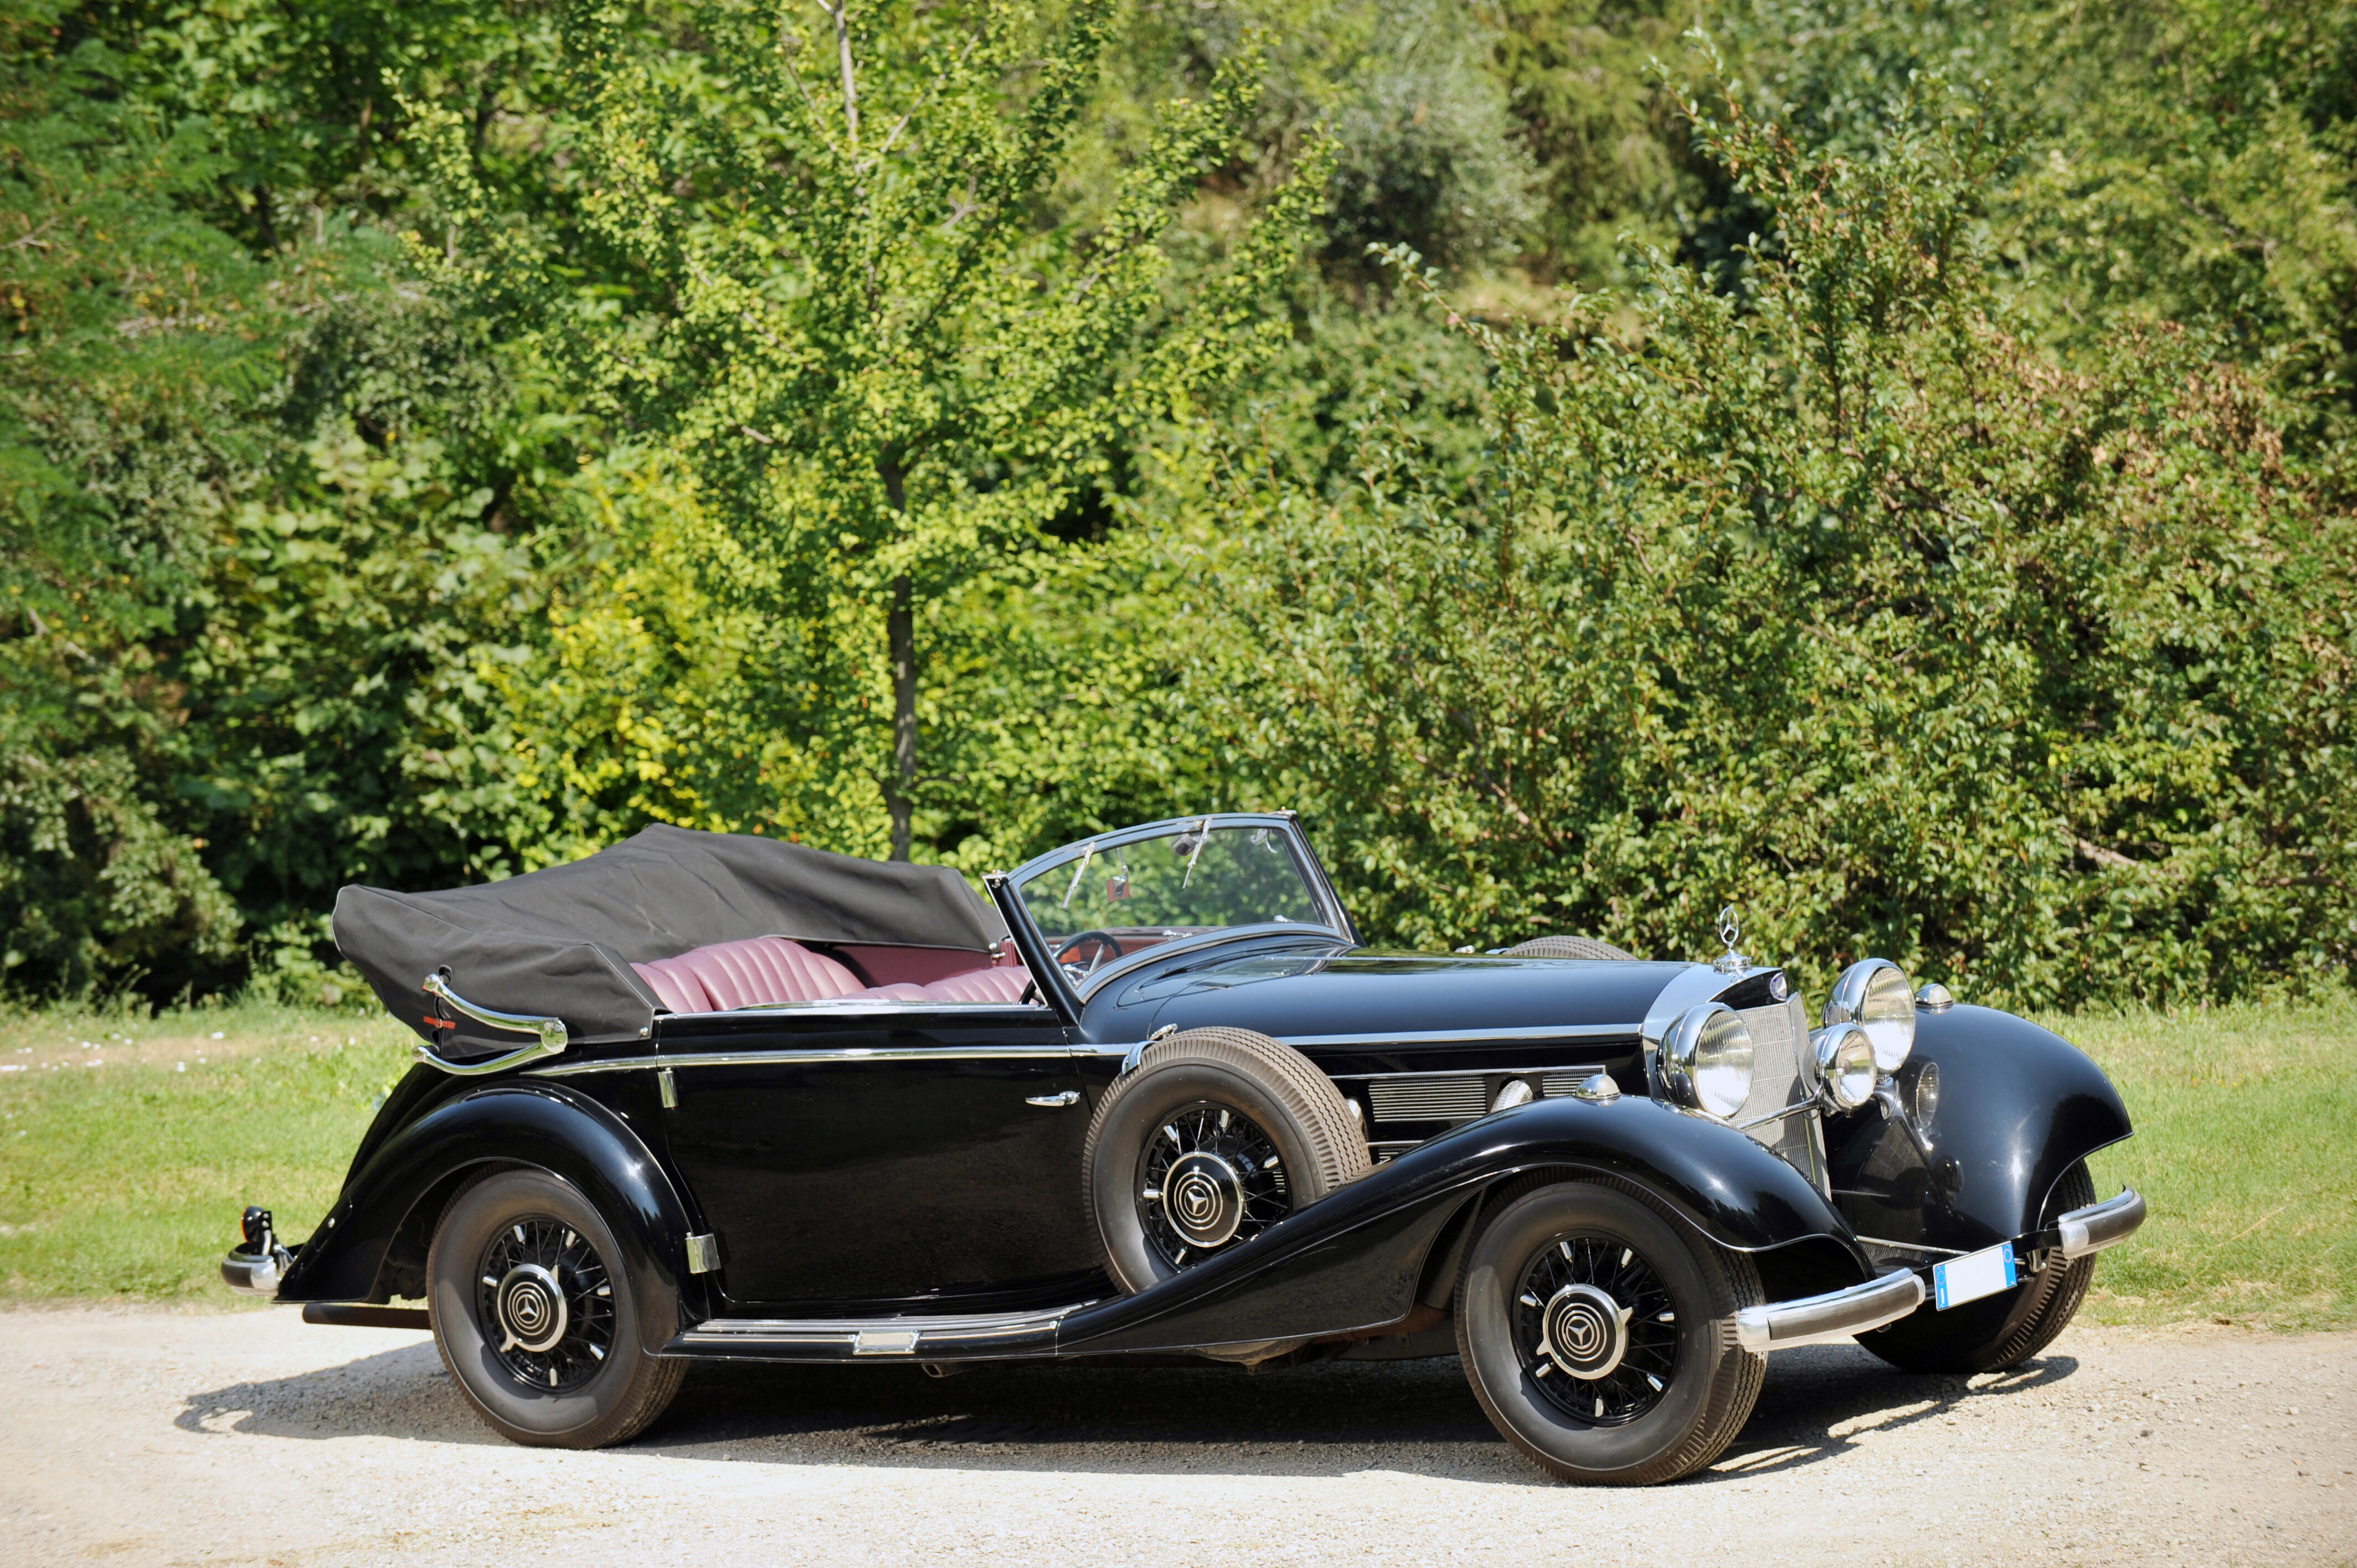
[1,995,2349,1327]
[2060,998,2357,1332]
[0,1000,408,1302]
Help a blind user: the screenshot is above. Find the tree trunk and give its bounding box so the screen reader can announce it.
[886,574,915,862]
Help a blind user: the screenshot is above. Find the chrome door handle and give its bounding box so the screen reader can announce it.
[1026,1090,1081,1108]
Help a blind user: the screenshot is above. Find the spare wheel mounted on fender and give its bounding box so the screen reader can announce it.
[1083,1027,1371,1293]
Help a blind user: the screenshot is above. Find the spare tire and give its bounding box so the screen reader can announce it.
[1505,935,1640,961]
[1083,1027,1371,1293]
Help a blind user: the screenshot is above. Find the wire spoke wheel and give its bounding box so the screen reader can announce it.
[1514,1232,1680,1427]
[1135,1100,1291,1270]
[474,1215,616,1392]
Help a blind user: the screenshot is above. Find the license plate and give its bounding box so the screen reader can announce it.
[1933,1243,2019,1310]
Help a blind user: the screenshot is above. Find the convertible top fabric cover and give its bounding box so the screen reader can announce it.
[333,825,1007,1053]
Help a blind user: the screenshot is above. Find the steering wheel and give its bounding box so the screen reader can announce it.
[1053,930,1125,983]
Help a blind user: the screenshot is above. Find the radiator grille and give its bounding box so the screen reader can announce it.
[1367,1075,1490,1124]
[1733,996,1828,1192]
[1538,1071,1597,1098]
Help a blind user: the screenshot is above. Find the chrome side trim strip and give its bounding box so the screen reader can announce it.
[531,1041,1080,1078]
[1325,1059,1612,1081]
[1283,1024,1638,1050]
[676,1302,1088,1356]
[1071,1025,1634,1061]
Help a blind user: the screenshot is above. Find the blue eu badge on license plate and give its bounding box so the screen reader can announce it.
[1933,1242,2019,1310]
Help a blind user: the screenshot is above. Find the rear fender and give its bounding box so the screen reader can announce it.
[274,1084,698,1354]
[1059,1093,1869,1356]
[1825,1004,2132,1255]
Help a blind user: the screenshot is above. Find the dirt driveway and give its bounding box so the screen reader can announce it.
[2,1307,2349,1567]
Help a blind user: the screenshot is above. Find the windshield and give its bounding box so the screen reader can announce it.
[1012,820,1332,981]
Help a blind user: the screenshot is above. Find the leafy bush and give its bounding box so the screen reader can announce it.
[1177,76,2357,1008]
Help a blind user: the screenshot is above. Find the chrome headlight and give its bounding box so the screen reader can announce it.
[1824,958,1916,1074]
[1812,1024,1877,1110]
[1660,1003,1755,1120]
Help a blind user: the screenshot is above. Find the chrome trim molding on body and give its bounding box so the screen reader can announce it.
[670,999,1053,1018]
[1735,1268,1926,1353]
[671,1302,1089,1359]
[531,1041,1082,1078]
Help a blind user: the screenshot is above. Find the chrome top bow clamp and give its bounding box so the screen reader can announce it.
[416,971,569,1076]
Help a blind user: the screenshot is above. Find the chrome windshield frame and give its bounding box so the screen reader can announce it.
[990,812,1357,1023]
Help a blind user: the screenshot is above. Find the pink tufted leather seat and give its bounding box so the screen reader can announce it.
[633,937,1035,1013]
[919,964,1033,1003]
[632,936,865,1013]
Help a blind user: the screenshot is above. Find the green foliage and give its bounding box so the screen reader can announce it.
[414,0,1325,858]
[1172,75,2357,1007]
[3,0,2353,1012]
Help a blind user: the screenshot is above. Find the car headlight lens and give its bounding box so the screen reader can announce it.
[1813,1024,1877,1110]
[1825,958,1916,1074]
[1660,1003,1755,1120]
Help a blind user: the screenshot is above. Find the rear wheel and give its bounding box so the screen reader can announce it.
[426,1167,685,1448]
[1859,1161,2097,1375]
[1083,1027,1368,1293]
[1455,1174,1764,1485]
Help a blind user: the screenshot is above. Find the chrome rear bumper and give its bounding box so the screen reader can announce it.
[1735,1268,1926,1353]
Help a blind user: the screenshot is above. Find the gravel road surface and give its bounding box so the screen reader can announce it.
[3,1307,2349,1567]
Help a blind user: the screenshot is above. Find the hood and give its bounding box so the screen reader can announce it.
[1113,945,1697,1040]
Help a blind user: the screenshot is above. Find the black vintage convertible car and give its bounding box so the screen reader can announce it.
[225,812,2145,1484]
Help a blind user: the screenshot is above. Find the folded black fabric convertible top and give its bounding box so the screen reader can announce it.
[333,824,1007,1053]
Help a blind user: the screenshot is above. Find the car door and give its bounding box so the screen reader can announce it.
[656,999,1098,1309]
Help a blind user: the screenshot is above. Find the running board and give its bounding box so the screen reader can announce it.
[662,1302,1091,1363]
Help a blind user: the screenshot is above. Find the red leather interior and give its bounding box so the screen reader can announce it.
[632,935,1030,1013]
[632,936,863,1013]
[919,964,1033,1003]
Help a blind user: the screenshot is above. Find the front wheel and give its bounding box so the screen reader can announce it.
[1455,1174,1764,1485]
[426,1167,686,1448]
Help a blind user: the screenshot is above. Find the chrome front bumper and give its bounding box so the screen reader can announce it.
[1736,1268,1925,1353]
[2055,1189,2145,1259]
[1736,1187,2147,1354]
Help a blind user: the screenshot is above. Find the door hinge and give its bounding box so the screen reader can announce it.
[657,1066,678,1109]
[685,1232,721,1274]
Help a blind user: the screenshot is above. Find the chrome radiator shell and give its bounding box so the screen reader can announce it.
[1733,994,1829,1194]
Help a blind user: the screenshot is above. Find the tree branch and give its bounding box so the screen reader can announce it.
[817,0,860,148]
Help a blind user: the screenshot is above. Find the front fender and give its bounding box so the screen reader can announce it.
[275,1084,697,1353]
[1826,1004,2132,1255]
[1060,1092,1869,1356]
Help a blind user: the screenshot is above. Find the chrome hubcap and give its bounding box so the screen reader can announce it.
[474,1218,615,1391]
[495,1262,568,1354]
[1540,1282,1629,1380]
[1514,1233,1679,1427]
[1137,1102,1290,1270]
[1162,1151,1247,1248]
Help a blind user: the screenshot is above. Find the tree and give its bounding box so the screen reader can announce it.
[413,0,1323,858]
[1171,61,2357,1008]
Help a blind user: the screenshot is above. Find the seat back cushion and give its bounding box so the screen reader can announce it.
[632,935,864,1013]
[919,964,1033,1003]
